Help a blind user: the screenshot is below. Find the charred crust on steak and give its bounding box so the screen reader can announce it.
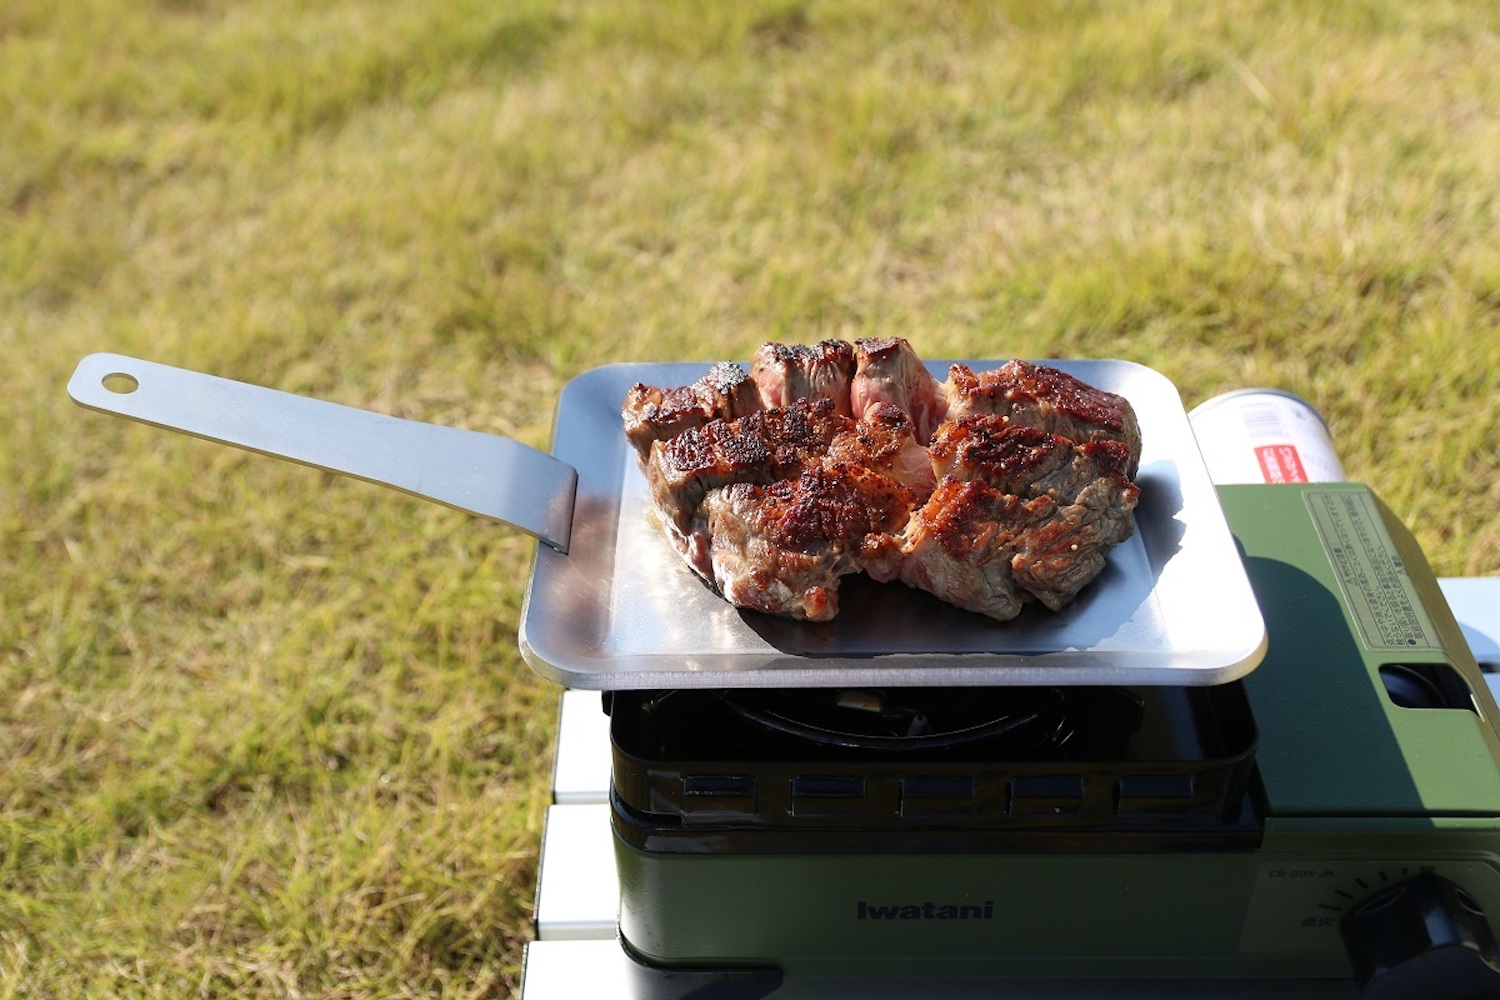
[645,397,852,532]
[928,416,1136,505]
[929,420,1070,495]
[702,466,917,622]
[863,479,1057,622]
[624,342,1143,622]
[945,359,1142,475]
[622,361,762,462]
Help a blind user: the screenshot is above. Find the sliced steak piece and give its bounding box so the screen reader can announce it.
[944,360,1142,475]
[751,340,857,415]
[622,361,763,462]
[864,478,1056,622]
[928,416,1134,503]
[1012,474,1141,611]
[827,402,937,496]
[850,337,949,444]
[865,469,1140,621]
[703,465,918,622]
[645,397,852,532]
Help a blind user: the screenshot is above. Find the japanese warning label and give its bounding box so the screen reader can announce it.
[1304,490,1442,652]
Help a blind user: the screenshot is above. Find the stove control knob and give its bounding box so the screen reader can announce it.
[1341,872,1500,999]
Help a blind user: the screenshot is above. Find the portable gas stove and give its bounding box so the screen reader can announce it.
[63,355,1500,998]
[525,485,1500,999]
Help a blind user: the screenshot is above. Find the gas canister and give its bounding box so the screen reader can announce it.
[1188,388,1346,485]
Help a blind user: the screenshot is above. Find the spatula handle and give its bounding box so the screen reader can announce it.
[68,353,577,552]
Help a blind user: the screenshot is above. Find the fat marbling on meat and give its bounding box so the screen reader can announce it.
[624,339,1142,623]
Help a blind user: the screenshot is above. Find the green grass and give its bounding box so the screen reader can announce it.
[4,0,1499,995]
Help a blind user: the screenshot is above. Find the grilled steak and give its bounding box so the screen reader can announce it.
[864,478,1055,621]
[1011,474,1140,611]
[751,340,857,416]
[645,397,851,533]
[623,361,762,462]
[928,417,1133,503]
[850,337,948,443]
[704,465,918,622]
[944,359,1142,475]
[625,342,1142,622]
[827,402,936,495]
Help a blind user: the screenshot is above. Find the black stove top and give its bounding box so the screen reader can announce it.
[605,682,1260,854]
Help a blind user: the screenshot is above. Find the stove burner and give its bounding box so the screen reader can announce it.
[718,687,1071,751]
[608,683,1258,849]
[614,685,1151,763]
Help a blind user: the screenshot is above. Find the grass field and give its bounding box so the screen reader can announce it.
[4,0,1499,996]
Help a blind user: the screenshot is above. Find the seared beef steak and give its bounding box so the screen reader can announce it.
[826,402,936,495]
[622,361,763,462]
[750,340,857,416]
[1011,474,1140,611]
[704,465,918,622]
[928,417,1134,504]
[850,337,949,443]
[863,479,1056,622]
[645,397,851,532]
[945,360,1142,476]
[624,340,1142,622]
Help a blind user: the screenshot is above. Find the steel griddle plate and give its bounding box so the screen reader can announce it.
[519,360,1266,689]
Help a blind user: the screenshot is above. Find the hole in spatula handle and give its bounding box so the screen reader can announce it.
[102,372,139,394]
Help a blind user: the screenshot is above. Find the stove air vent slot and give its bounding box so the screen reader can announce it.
[1116,774,1196,818]
[900,776,976,819]
[677,775,759,819]
[668,774,761,819]
[792,776,864,798]
[682,775,756,797]
[791,776,868,818]
[1008,775,1085,817]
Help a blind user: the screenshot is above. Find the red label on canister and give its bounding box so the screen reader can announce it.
[1254,444,1309,484]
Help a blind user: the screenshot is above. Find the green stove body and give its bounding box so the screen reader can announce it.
[608,484,1500,994]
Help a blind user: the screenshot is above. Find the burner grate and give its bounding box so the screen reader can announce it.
[718,686,1078,752]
